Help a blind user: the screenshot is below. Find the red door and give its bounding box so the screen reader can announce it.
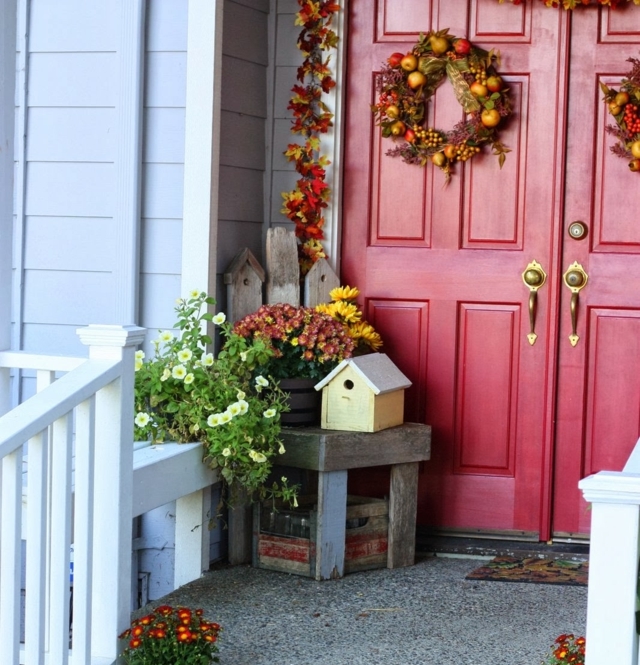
[341,1,640,540]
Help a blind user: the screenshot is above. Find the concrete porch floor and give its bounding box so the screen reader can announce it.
[153,553,587,665]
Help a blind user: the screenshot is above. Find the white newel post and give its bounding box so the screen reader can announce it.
[579,471,640,665]
[77,324,146,660]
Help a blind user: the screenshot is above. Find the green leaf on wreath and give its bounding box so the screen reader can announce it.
[446,61,481,114]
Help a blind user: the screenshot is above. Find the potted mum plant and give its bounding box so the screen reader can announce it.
[119,604,221,664]
[231,302,355,425]
[134,291,297,503]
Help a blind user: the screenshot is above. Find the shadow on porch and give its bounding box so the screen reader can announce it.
[150,553,587,665]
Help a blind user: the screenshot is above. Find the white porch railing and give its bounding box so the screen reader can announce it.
[0,325,219,665]
[579,437,640,665]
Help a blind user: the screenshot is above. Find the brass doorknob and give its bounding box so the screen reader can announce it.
[563,261,588,347]
[522,260,547,345]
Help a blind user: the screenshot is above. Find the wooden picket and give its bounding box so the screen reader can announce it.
[223,229,340,565]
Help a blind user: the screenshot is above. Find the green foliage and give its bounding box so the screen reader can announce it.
[134,291,297,504]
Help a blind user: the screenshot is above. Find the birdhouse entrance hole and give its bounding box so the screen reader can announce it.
[343,379,354,390]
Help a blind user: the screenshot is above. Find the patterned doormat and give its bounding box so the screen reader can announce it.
[465,555,588,586]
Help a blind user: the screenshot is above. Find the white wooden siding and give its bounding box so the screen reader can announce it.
[140,0,188,331]
[12,0,191,363]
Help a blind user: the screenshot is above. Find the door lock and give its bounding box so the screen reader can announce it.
[568,221,588,240]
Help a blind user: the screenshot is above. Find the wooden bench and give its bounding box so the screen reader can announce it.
[274,422,431,580]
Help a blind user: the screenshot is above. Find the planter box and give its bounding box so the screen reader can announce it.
[252,495,388,577]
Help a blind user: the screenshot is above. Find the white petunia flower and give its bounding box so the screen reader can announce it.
[201,352,214,367]
[135,350,145,360]
[255,375,269,387]
[237,399,249,415]
[135,358,143,372]
[263,408,276,419]
[177,348,193,363]
[207,414,221,427]
[172,364,187,380]
[293,496,298,508]
[212,312,226,325]
[176,298,184,305]
[135,412,150,428]
[159,331,174,343]
[220,412,232,424]
[249,450,267,463]
[227,402,241,417]
[236,390,246,400]
[184,373,195,385]
[190,289,201,298]
[222,447,231,457]
[240,351,248,362]
[161,368,171,382]
[278,442,286,454]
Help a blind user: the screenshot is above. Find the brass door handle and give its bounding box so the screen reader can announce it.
[563,261,588,347]
[522,260,547,345]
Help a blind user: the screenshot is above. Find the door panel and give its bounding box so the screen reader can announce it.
[342,1,567,537]
[552,8,640,537]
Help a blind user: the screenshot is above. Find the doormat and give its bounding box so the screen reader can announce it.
[465,555,588,586]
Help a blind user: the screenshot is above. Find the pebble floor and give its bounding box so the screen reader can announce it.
[155,555,587,665]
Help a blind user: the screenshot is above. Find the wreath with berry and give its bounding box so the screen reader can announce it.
[498,0,640,7]
[372,30,512,181]
[601,57,640,172]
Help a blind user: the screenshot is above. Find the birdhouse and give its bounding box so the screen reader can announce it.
[314,353,412,432]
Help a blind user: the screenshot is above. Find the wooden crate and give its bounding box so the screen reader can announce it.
[252,495,388,577]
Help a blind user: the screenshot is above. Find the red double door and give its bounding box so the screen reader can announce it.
[342,1,640,540]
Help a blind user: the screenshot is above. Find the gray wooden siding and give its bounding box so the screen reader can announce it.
[266,0,299,234]
[217,0,269,309]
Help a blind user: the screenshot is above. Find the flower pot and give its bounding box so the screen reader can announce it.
[279,378,321,427]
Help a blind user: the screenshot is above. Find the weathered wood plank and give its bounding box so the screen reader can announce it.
[228,486,253,565]
[388,462,419,569]
[315,470,347,580]
[278,423,431,472]
[303,258,339,307]
[224,248,265,322]
[266,227,299,305]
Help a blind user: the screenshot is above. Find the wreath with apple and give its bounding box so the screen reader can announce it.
[498,0,640,7]
[601,57,640,172]
[373,30,512,181]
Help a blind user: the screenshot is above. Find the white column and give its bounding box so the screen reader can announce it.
[182,0,223,298]
[580,471,640,665]
[77,324,145,660]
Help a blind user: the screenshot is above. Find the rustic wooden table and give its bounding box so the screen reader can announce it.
[277,422,431,580]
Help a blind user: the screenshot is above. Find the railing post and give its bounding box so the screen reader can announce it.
[77,324,145,661]
[580,471,640,665]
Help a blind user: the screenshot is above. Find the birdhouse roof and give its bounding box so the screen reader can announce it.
[314,353,412,395]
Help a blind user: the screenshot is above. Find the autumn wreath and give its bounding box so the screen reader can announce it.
[373,30,512,181]
[498,0,639,7]
[601,57,640,172]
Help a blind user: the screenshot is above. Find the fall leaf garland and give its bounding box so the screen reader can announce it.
[281,0,340,276]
